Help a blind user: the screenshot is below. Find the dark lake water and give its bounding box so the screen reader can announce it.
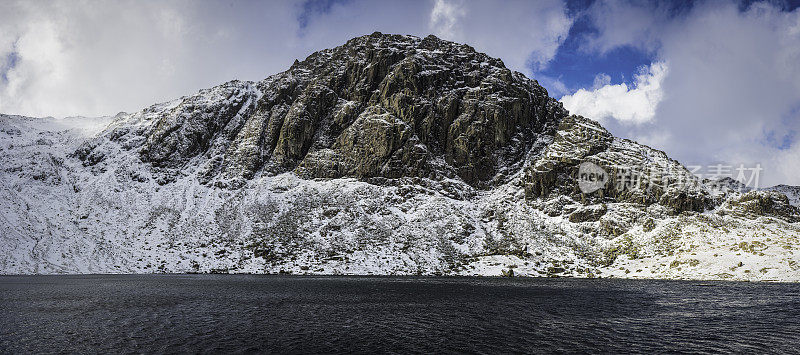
[2,275,800,354]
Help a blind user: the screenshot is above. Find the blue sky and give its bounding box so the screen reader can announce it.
[1,0,800,186]
[536,13,655,96]
[0,48,18,85]
[298,0,351,29]
[539,0,800,95]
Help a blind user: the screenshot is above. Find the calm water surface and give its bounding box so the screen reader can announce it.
[1,275,800,353]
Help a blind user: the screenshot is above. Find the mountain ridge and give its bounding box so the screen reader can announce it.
[1,33,799,280]
[78,32,565,190]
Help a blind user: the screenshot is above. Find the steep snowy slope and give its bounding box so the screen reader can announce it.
[1,33,799,280]
[0,114,113,273]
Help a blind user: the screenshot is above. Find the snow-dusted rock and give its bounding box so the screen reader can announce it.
[1,33,799,281]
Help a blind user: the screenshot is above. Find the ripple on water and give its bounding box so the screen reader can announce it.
[1,275,800,353]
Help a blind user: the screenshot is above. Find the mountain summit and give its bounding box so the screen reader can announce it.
[1,33,799,280]
[79,32,564,189]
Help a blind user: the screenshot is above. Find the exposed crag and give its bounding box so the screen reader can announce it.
[78,32,565,189]
[2,33,800,280]
[524,115,714,215]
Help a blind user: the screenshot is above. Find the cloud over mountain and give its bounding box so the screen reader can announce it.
[561,61,667,124]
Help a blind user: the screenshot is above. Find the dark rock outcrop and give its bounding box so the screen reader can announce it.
[523,115,714,214]
[725,191,799,222]
[83,32,566,188]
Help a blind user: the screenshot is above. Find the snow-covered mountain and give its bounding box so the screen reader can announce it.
[2,33,799,280]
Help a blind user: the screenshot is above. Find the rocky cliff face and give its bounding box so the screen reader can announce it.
[79,32,565,189]
[524,115,714,216]
[2,33,800,280]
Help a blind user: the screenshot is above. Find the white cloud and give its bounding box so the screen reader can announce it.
[0,0,303,118]
[561,61,667,124]
[582,0,666,55]
[430,0,466,39]
[0,0,572,118]
[425,0,572,74]
[571,1,800,187]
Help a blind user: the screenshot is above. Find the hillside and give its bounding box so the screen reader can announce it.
[1,33,799,280]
